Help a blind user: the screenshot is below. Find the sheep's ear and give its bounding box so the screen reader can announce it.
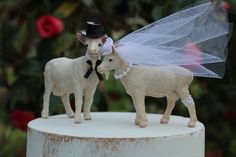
[101,34,108,43]
[114,44,123,48]
[111,46,118,56]
[112,44,123,55]
[76,32,86,44]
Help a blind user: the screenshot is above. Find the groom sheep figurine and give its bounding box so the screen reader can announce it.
[41,21,108,123]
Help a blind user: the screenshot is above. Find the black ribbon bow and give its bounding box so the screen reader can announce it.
[84,60,103,81]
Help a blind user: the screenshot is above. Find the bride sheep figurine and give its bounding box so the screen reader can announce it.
[97,47,197,128]
[98,1,231,128]
[41,22,107,123]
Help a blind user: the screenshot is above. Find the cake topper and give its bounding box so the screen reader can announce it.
[98,48,197,128]
[98,0,231,128]
[41,21,108,123]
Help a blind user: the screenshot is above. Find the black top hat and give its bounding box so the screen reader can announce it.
[81,21,105,39]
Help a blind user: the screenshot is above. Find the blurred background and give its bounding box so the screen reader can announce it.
[0,0,235,157]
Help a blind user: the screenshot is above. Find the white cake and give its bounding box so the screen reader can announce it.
[27,112,205,157]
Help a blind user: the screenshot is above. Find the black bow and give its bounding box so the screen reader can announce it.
[84,60,103,81]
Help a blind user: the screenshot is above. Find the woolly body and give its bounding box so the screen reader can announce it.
[120,65,193,98]
[98,51,198,128]
[41,33,107,123]
[45,57,98,96]
[42,56,99,123]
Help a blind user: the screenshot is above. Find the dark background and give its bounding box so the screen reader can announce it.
[0,0,235,157]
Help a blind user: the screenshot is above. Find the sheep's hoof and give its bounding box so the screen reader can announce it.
[139,121,148,128]
[41,111,49,119]
[160,117,169,124]
[67,113,74,118]
[74,119,82,123]
[84,114,92,120]
[74,115,82,123]
[135,118,140,125]
[188,121,197,128]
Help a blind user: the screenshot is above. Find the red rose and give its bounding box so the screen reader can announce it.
[36,15,64,38]
[224,111,236,121]
[11,109,36,132]
[223,2,232,11]
[109,91,121,101]
[206,150,223,157]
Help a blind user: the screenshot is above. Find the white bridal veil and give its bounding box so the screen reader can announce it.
[112,0,232,78]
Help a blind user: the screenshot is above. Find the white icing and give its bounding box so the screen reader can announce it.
[27,113,205,157]
[28,112,204,138]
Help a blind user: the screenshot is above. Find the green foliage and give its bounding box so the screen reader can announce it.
[0,124,26,157]
[229,138,236,155]
[0,0,236,157]
[152,6,163,20]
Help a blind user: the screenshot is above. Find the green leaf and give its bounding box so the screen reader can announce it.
[53,33,75,56]
[0,126,26,157]
[37,39,54,63]
[81,0,94,7]
[111,30,126,41]
[6,65,17,85]
[229,138,236,155]
[152,6,163,20]
[13,23,28,53]
[190,82,206,99]
[54,2,79,18]
[21,59,41,77]
[0,87,8,107]
[49,95,64,115]
[108,97,133,112]
[104,76,126,94]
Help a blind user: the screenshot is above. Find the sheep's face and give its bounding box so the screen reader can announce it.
[77,32,107,60]
[97,52,119,74]
[85,38,103,59]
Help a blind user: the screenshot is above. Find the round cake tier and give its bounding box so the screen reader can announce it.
[27,112,205,157]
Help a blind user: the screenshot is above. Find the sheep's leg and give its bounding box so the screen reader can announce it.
[160,94,178,124]
[131,99,142,125]
[131,94,147,128]
[41,79,53,119]
[187,104,198,127]
[83,89,95,120]
[61,94,74,118]
[83,96,93,120]
[178,88,198,127]
[74,91,83,123]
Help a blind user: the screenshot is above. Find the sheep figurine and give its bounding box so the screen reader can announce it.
[41,22,108,123]
[97,47,198,128]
